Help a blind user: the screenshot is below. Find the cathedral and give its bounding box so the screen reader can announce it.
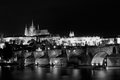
[69,31,75,37]
[24,21,50,36]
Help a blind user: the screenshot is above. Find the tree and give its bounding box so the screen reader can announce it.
[2,42,14,61]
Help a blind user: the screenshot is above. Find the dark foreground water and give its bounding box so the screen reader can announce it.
[0,66,120,80]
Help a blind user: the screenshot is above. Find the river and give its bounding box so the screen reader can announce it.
[0,66,120,80]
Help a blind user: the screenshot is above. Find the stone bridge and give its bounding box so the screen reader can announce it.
[65,45,120,65]
[46,45,120,65]
[87,45,120,65]
[14,44,120,66]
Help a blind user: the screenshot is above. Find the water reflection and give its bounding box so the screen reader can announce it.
[92,70,108,80]
[0,66,1,79]
[1,66,120,80]
[92,69,120,80]
[72,69,81,80]
[52,67,61,80]
[35,66,50,80]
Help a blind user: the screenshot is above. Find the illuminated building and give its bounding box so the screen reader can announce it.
[1,21,119,46]
[24,21,50,36]
[57,36,102,46]
[69,31,75,37]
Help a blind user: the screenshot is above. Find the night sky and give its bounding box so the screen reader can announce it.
[0,1,119,36]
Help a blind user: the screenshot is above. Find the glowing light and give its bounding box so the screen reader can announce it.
[104,63,107,66]
[104,59,107,62]
[54,60,58,64]
[92,63,94,66]
[64,46,66,48]
[117,38,120,44]
[48,47,50,50]
[53,46,56,48]
[35,61,38,65]
[73,50,76,52]
[96,63,98,66]
[100,62,103,65]
[0,43,5,49]
[56,44,59,46]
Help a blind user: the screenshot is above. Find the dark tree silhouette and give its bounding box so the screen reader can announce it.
[2,42,14,61]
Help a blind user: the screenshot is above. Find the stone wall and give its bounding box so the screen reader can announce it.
[87,45,114,56]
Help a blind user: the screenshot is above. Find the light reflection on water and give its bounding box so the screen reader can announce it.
[1,66,120,80]
[0,66,1,79]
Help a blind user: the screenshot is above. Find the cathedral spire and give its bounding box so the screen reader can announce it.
[24,24,28,36]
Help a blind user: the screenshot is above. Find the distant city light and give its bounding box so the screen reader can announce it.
[48,47,50,50]
[0,43,5,49]
[73,50,76,52]
[1,21,120,48]
[54,60,58,64]
[64,46,66,48]
[53,46,56,48]
[96,63,98,66]
[92,63,94,66]
[100,62,103,65]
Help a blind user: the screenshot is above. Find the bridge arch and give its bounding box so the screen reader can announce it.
[91,51,108,65]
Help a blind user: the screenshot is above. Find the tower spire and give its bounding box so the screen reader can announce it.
[24,24,28,36]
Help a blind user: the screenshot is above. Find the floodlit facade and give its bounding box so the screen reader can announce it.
[1,21,120,46]
[116,38,120,44]
[3,37,36,45]
[24,21,50,36]
[56,36,102,46]
[69,31,75,37]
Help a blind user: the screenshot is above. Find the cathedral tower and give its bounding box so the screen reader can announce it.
[29,20,36,36]
[24,25,28,36]
[69,31,75,37]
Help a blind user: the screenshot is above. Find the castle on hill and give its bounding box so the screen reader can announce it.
[24,21,50,36]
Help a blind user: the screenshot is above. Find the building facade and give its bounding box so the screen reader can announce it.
[24,21,50,36]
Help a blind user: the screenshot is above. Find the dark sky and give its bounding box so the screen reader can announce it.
[0,1,119,36]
